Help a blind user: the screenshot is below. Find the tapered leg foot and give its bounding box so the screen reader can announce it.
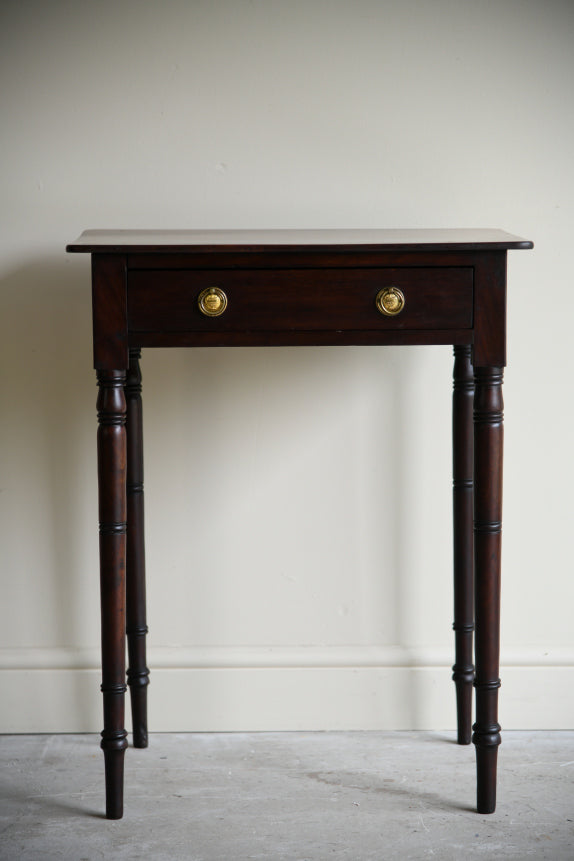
[102,730,128,819]
[474,728,500,814]
[127,677,149,748]
[453,672,474,745]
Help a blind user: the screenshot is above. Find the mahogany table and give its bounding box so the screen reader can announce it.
[67,229,532,819]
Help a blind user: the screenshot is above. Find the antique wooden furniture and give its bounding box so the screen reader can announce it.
[67,228,532,819]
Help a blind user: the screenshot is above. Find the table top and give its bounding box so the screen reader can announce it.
[67,229,533,254]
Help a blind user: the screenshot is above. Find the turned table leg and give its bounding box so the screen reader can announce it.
[97,370,128,820]
[452,346,475,745]
[472,366,503,814]
[125,349,150,748]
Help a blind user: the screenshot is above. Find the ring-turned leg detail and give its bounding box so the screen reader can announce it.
[472,366,504,814]
[97,370,129,820]
[125,349,150,749]
[452,346,475,745]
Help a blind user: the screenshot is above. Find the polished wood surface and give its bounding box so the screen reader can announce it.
[125,349,149,750]
[128,267,473,333]
[73,228,532,819]
[96,370,128,820]
[69,227,533,253]
[452,345,475,746]
[86,245,525,364]
[472,367,504,814]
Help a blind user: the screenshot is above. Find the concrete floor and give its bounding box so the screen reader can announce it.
[0,732,572,860]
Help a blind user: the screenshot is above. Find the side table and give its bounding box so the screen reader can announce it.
[66,229,533,818]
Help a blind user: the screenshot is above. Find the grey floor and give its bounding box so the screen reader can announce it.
[1,732,573,861]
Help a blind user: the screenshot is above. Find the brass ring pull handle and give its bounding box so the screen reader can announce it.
[198,287,228,317]
[376,286,405,317]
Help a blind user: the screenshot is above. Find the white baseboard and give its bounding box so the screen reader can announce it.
[1,645,572,733]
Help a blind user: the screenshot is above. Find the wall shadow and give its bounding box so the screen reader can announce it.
[0,254,453,733]
[0,253,96,726]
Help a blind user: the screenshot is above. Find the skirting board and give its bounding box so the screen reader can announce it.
[1,646,572,732]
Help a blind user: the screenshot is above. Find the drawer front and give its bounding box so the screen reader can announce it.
[128,268,473,333]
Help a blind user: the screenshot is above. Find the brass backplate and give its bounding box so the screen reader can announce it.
[198,287,228,317]
[376,286,405,317]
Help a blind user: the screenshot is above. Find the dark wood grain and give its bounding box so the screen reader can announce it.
[472,366,504,814]
[129,329,473,350]
[92,255,129,371]
[128,267,473,334]
[125,349,149,749]
[68,228,533,253]
[473,253,507,367]
[97,370,128,820]
[452,346,475,745]
[126,249,488,271]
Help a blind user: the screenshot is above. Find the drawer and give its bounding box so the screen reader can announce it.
[127,268,473,333]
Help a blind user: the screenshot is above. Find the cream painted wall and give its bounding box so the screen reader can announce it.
[1,0,573,733]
